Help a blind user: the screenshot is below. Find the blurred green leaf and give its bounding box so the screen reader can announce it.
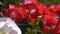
[27,28,32,32]
[38,0,60,6]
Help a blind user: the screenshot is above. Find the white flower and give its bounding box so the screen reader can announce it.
[0,17,22,34]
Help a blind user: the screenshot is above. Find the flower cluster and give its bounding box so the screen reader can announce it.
[1,0,60,34]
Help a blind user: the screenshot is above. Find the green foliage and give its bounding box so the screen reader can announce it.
[0,0,24,8]
[38,0,60,6]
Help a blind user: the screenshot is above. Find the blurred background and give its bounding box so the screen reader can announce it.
[0,0,60,34]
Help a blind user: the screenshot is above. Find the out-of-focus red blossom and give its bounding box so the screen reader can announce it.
[53,23,60,34]
[42,26,50,33]
[42,8,58,26]
[2,4,28,22]
[27,15,36,22]
[43,16,58,26]
[44,19,58,26]
[41,4,60,33]
[49,4,60,16]
[20,0,47,22]
[57,29,60,34]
